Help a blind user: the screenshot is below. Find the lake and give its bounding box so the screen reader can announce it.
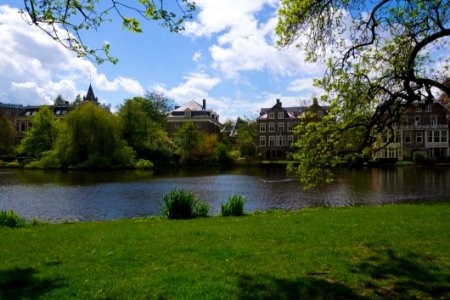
[0,166,449,222]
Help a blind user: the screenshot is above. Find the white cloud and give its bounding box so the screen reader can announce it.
[184,1,325,81]
[154,73,221,102]
[193,51,202,62]
[0,5,143,106]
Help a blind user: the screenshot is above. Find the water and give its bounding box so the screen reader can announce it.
[0,166,449,222]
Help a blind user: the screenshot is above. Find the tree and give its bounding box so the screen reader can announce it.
[175,122,201,163]
[276,0,450,188]
[54,94,65,105]
[235,119,258,159]
[73,94,83,107]
[53,102,134,169]
[20,0,195,64]
[17,106,59,158]
[119,96,173,162]
[143,90,175,126]
[0,112,16,157]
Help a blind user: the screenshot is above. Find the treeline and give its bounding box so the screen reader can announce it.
[0,94,258,169]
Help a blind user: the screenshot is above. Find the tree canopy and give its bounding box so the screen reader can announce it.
[20,0,196,63]
[277,0,450,188]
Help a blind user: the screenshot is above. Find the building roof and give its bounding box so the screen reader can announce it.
[83,84,98,102]
[173,100,204,112]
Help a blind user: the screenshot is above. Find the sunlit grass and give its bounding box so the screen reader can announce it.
[1,203,449,299]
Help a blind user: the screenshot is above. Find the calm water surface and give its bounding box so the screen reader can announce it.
[0,166,449,222]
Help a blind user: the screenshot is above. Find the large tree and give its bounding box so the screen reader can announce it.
[0,112,16,157]
[20,0,195,63]
[277,0,450,188]
[119,96,172,162]
[17,106,60,158]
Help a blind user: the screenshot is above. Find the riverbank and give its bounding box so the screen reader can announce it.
[2,203,449,299]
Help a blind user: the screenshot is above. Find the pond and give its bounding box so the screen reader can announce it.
[0,166,449,222]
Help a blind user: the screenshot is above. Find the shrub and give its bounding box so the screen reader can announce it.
[135,159,154,170]
[195,202,210,218]
[221,194,246,217]
[0,209,27,228]
[161,189,209,219]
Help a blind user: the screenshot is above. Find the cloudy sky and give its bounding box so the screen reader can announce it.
[0,1,327,120]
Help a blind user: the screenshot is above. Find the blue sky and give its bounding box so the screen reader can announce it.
[0,1,326,120]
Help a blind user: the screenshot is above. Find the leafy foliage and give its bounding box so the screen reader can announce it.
[235,119,258,159]
[277,0,450,188]
[161,189,209,219]
[175,122,201,163]
[221,194,246,217]
[18,106,59,158]
[50,102,135,169]
[20,0,196,63]
[0,209,26,228]
[0,112,16,157]
[119,96,173,162]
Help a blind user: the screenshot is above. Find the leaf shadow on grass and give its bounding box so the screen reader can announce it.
[0,267,64,300]
[352,247,450,299]
[237,274,366,300]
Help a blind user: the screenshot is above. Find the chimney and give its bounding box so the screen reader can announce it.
[276,99,282,106]
[203,99,206,110]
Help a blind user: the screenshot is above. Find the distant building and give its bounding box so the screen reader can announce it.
[257,99,327,160]
[14,84,104,141]
[375,100,450,160]
[167,99,221,136]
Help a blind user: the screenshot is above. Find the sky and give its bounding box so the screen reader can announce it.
[0,1,329,121]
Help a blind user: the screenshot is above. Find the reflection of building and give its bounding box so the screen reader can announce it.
[375,101,450,160]
[167,99,221,136]
[257,99,327,160]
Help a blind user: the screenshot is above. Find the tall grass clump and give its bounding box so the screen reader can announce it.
[221,194,246,217]
[161,189,210,219]
[0,209,27,228]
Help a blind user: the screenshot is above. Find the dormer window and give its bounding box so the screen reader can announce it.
[185,110,191,117]
[269,112,275,119]
[278,112,284,119]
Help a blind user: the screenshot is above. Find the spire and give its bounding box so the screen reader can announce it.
[83,83,98,103]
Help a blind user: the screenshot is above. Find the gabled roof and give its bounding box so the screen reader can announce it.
[173,100,203,112]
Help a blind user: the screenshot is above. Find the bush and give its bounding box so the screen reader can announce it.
[221,194,246,217]
[0,209,27,228]
[161,189,209,219]
[195,202,210,218]
[135,159,154,170]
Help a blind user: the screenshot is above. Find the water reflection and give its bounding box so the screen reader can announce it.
[0,166,449,222]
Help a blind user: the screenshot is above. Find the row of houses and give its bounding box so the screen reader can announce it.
[1,84,450,161]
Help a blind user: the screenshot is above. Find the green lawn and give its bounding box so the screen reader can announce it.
[1,203,450,299]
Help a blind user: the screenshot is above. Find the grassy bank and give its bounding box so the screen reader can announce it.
[1,204,450,299]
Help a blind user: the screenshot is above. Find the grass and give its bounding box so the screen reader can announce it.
[161,189,210,219]
[1,203,450,299]
[0,209,27,228]
[221,194,246,216]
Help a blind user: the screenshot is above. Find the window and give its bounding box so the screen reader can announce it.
[414,116,420,126]
[287,122,293,132]
[425,104,432,112]
[434,130,440,143]
[185,110,191,117]
[268,123,275,132]
[404,131,412,143]
[402,118,409,126]
[269,112,275,119]
[278,123,284,132]
[278,112,285,119]
[269,136,275,146]
[276,136,286,146]
[287,135,294,146]
[430,115,437,126]
[260,123,266,132]
[259,136,266,147]
[427,130,433,143]
[416,131,423,143]
[415,106,422,112]
[442,131,448,143]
